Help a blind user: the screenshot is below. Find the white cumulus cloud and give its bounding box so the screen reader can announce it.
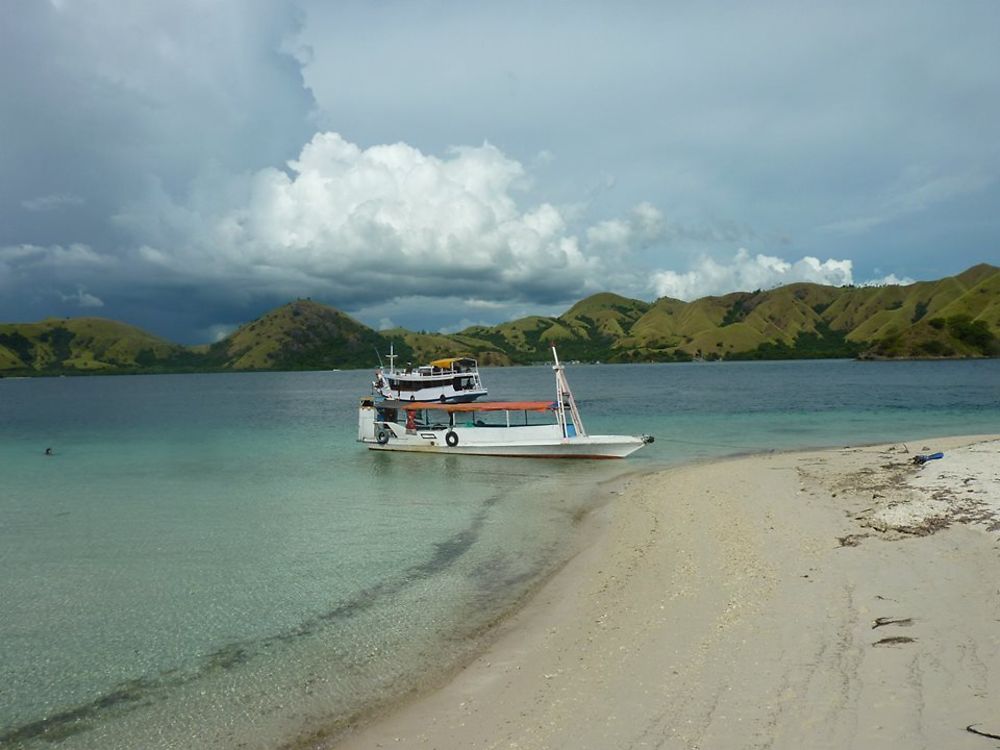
[115,132,665,309]
[650,248,854,300]
[860,272,916,287]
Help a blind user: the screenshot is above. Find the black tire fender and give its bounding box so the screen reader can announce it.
[375,427,391,445]
[445,430,459,447]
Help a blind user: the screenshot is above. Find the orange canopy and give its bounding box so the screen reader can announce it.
[399,401,556,413]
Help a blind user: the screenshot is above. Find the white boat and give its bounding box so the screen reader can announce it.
[358,348,653,459]
[372,346,487,403]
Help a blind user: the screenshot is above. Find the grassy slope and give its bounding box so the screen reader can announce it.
[209,300,388,370]
[0,345,26,369]
[0,317,186,373]
[860,265,1000,358]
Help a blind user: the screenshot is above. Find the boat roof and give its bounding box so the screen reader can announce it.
[382,400,556,413]
[428,356,476,368]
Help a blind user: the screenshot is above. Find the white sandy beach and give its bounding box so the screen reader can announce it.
[327,435,1000,750]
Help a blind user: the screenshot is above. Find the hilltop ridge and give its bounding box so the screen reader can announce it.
[1,263,997,375]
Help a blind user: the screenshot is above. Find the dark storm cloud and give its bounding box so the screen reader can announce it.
[0,0,316,338]
[1,0,313,224]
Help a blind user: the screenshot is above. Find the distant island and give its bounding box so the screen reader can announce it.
[1,263,997,376]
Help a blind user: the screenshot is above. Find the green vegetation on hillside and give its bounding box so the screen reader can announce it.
[865,313,999,359]
[0,318,194,375]
[204,300,388,371]
[729,321,866,360]
[2,264,997,376]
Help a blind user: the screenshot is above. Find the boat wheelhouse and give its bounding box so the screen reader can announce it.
[373,347,487,403]
[359,349,652,459]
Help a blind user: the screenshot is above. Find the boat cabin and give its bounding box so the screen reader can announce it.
[374,354,488,403]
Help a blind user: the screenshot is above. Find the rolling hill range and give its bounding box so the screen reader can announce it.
[1,264,997,375]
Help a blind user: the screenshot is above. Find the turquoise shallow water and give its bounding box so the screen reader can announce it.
[1,360,998,748]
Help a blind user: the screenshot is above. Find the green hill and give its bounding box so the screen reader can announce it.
[2,264,997,375]
[204,300,388,370]
[0,317,196,374]
[861,265,1000,358]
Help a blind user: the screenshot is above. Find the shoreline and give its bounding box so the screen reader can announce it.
[324,434,1000,749]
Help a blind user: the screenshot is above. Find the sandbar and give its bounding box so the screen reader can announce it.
[330,435,1000,749]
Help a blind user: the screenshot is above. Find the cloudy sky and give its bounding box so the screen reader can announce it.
[2,0,998,342]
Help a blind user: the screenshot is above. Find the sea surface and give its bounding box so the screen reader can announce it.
[1,359,998,748]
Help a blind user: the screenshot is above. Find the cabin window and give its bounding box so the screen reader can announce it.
[389,379,420,392]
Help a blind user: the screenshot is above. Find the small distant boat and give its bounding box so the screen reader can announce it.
[372,345,487,403]
[358,348,652,459]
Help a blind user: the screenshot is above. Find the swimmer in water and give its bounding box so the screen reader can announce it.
[45,447,53,456]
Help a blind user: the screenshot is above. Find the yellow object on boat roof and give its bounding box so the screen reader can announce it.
[429,357,474,368]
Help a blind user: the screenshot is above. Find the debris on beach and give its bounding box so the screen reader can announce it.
[872,636,916,647]
[836,533,870,547]
[800,438,1000,540]
[966,724,1000,742]
[871,616,913,629]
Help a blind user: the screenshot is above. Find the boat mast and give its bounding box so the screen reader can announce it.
[551,347,587,437]
[386,343,397,375]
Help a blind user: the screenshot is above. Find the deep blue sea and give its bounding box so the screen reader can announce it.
[1,359,998,748]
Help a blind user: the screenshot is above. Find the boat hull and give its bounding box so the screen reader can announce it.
[363,434,645,459]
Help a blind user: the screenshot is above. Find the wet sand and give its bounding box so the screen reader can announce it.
[330,435,1000,749]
